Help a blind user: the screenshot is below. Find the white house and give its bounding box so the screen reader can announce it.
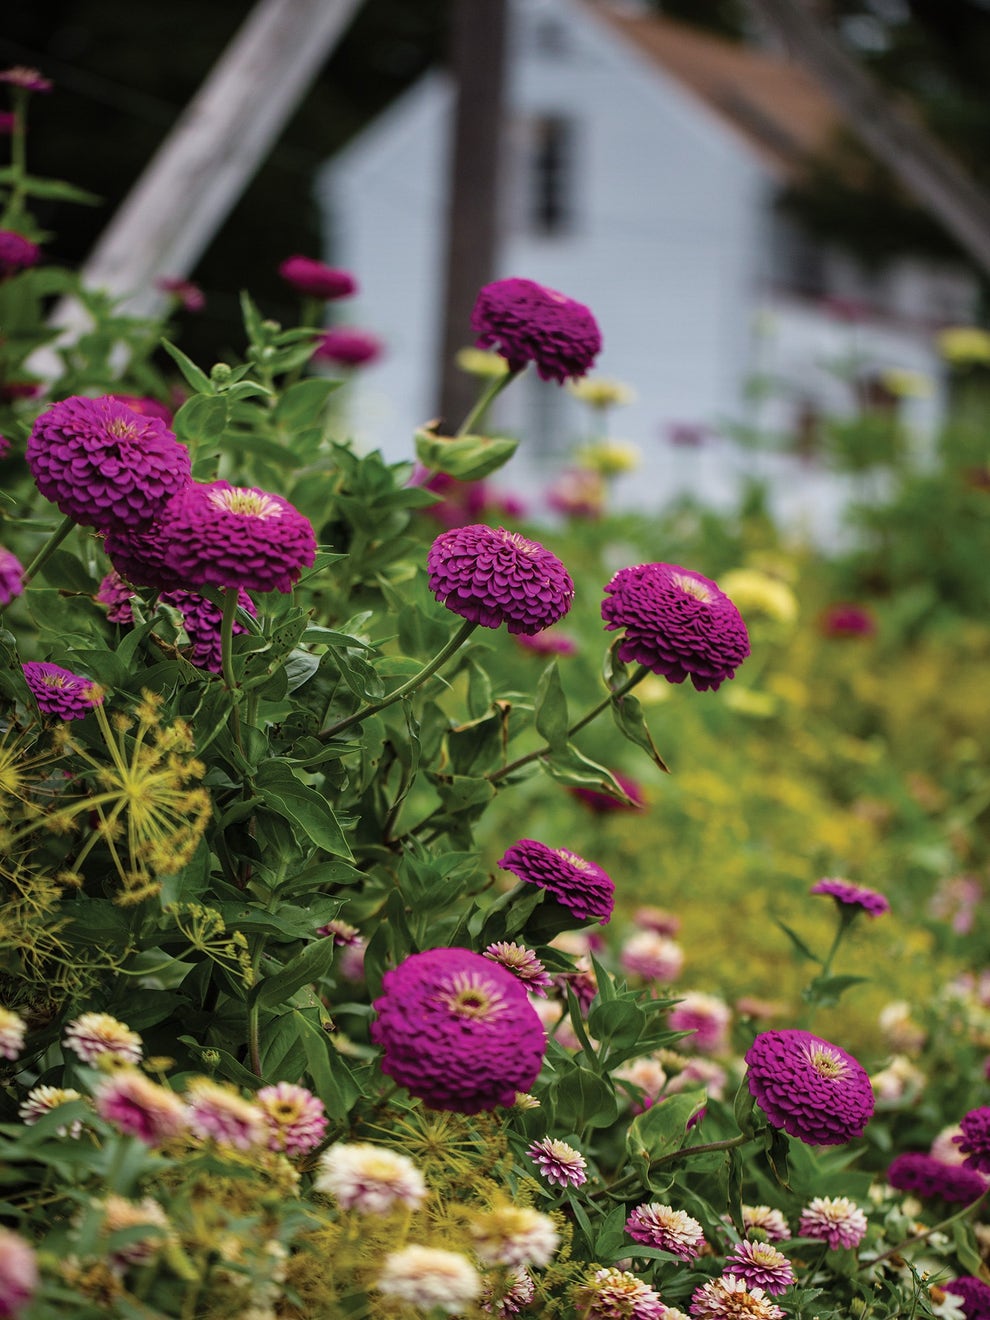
[315,0,977,538]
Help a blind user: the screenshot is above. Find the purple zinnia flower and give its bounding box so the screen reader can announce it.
[527,1136,587,1188]
[0,548,23,606]
[279,255,357,300]
[311,327,383,368]
[744,1029,874,1146]
[0,231,40,276]
[797,1196,868,1250]
[27,395,191,532]
[516,629,578,657]
[570,773,644,813]
[0,66,52,93]
[887,1152,988,1203]
[724,1241,795,1295]
[185,1079,266,1150]
[620,931,684,982]
[22,662,102,721]
[498,839,614,925]
[471,277,601,384]
[0,1227,38,1319]
[810,877,890,917]
[821,603,875,638]
[158,587,256,672]
[625,1203,705,1261]
[159,481,317,594]
[370,947,546,1113]
[103,522,185,593]
[955,1107,990,1175]
[427,524,573,635]
[946,1277,990,1320]
[96,570,136,624]
[483,942,553,997]
[154,276,205,312]
[94,1070,187,1145]
[256,1082,328,1156]
[669,992,732,1055]
[602,563,750,692]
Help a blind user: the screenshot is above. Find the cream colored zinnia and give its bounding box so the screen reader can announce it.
[376,1246,481,1313]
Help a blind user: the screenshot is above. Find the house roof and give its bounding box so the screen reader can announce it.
[587,4,842,178]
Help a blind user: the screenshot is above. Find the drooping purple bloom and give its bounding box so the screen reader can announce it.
[498,838,614,925]
[159,481,317,594]
[745,1029,874,1146]
[471,278,601,383]
[0,548,23,606]
[311,327,383,368]
[602,562,750,692]
[955,1107,990,1175]
[886,1152,988,1204]
[0,66,53,93]
[810,877,890,917]
[278,255,357,300]
[427,524,573,635]
[0,231,41,276]
[370,947,546,1113]
[27,395,191,532]
[22,662,103,721]
[158,587,257,673]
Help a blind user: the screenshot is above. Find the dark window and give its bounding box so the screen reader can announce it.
[530,114,573,236]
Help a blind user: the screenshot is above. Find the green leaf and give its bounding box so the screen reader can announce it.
[255,761,352,859]
[534,660,569,750]
[413,428,519,480]
[773,919,820,964]
[274,378,342,429]
[610,691,670,772]
[37,549,98,592]
[587,999,646,1052]
[625,1092,703,1180]
[802,973,869,1007]
[542,744,630,795]
[240,290,265,347]
[173,393,229,444]
[160,339,213,395]
[252,938,339,1010]
[295,1009,362,1118]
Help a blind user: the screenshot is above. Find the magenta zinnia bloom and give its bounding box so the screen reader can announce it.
[668,992,732,1055]
[575,1268,664,1320]
[0,231,41,276]
[625,1203,705,1261]
[0,548,23,606]
[158,587,256,672]
[516,629,578,657]
[570,773,644,813]
[0,1227,38,1319]
[256,1081,328,1156]
[27,395,191,532]
[103,522,185,592]
[810,877,890,917]
[620,931,684,982]
[427,524,574,635]
[154,276,205,312]
[279,255,357,300]
[0,66,52,92]
[527,1136,587,1188]
[887,1152,987,1203]
[603,562,750,692]
[94,1071,187,1145]
[955,1107,990,1175]
[745,1029,874,1146]
[483,942,553,997]
[821,603,875,638]
[22,662,102,721]
[370,947,546,1113]
[498,839,614,925]
[690,1275,784,1320]
[185,1079,267,1150]
[946,1277,990,1320]
[311,327,383,367]
[96,570,136,624]
[471,277,601,383]
[724,1241,795,1295]
[160,481,317,594]
[797,1196,867,1250]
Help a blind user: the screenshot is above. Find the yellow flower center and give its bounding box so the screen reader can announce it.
[107,418,139,440]
[209,487,283,519]
[556,849,590,871]
[672,572,713,603]
[805,1044,848,1080]
[439,971,506,1022]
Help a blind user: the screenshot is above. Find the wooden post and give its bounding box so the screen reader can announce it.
[436,0,509,431]
[45,0,363,338]
[745,0,990,277]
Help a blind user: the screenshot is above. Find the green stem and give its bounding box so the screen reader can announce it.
[316,618,478,742]
[456,368,520,436]
[21,514,76,587]
[867,1187,988,1270]
[3,90,29,226]
[220,587,245,755]
[489,664,651,783]
[651,1130,752,1171]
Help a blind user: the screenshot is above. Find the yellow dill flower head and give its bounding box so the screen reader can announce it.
[567,377,636,409]
[574,439,641,476]
[936,325,990,366]
[719,568,798,625]
[455,346,510,378]
[879,367,933,398]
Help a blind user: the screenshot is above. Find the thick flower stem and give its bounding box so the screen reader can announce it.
[21,513,76,587]
[456,367,521,436]
[315,618,479,743]
[220,587,245,756]
[489,664,652,784]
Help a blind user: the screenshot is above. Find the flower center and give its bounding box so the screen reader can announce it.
[556,848,590,871]
[41,674,69,688]
[438,971,506,1022]
[672,572,713,603]
[106,418,139,440]
[805,1043,849,1079]
[500,530,538,556]
[209,487,283,519]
